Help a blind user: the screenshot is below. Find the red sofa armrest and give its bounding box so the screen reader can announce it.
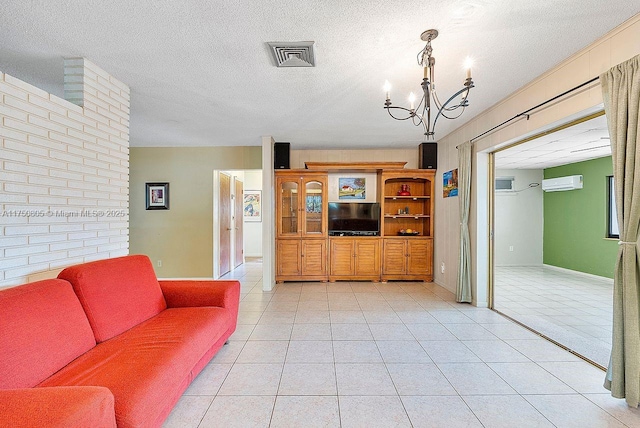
[0,386,116,428]
[159,280,240,309]
[159,280,240,336]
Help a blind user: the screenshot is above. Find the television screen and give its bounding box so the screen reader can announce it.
[328,202,380,234]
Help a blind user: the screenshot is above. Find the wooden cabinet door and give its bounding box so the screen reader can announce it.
[382,239,407,275]
[330,239,355,276]
[407,239,432,276]
[354,239,380,276]
[276,176,301,238]
[277,240,301,276]
[302,239,327,276]
[301,175,327,237]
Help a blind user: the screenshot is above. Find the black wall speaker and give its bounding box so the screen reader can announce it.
[274,142,290,169]
[419,142,437,169]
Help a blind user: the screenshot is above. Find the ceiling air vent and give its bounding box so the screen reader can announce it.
[267,41,315,67]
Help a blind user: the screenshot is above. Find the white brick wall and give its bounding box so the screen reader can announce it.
[0,58,129,287]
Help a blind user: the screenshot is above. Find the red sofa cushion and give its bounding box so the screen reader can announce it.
[0,386,116,428]
[0,279,96,389]
[58,255,167,343]
[40,307,232,428]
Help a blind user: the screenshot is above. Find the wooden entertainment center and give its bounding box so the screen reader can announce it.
[275,162,435,283]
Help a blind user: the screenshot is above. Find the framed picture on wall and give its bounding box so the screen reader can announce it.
[145,182,170,210]
[443,169,459,198]
[338,177,366,199]
[243,190,262,222]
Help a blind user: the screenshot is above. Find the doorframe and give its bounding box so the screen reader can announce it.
[484,109,606,308]
[214,169,264,279]
[233,176,244,268]
[212,171,222,279]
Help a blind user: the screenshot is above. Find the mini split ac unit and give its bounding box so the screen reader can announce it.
[541,175,583,192]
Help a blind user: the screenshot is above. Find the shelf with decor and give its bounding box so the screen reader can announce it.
[381,170,435,239]
[380,169,435,281]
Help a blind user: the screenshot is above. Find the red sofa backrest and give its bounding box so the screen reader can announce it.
[0,279,96,389]
[58,255,167,343]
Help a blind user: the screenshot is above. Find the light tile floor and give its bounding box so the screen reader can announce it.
[494,266,613,367]
[163,260,640,427]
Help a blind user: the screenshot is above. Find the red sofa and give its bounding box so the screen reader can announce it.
[0,255,240,428]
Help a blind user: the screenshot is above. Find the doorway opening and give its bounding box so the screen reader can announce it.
[490,113,615,368]
[213,169,263,279]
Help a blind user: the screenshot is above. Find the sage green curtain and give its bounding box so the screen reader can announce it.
[601,54,640,408]
[456,141,472,303]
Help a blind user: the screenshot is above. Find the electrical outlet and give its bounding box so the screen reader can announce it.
[509,246,514,252]
[157,260,162,267]
[440,262,445,274]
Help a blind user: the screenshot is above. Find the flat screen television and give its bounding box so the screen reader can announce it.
[328,202,380,236]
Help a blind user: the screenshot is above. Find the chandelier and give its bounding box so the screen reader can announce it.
[383,29,474,141]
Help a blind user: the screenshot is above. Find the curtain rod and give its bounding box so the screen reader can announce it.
[459,76,600,147]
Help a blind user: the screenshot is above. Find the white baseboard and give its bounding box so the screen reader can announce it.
[434,279,455,294]
[542,264,613,282]
[495,263,543,267]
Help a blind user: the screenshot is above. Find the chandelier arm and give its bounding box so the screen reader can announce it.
[440,88,471,111]
[415,94,427,113]
[431,90,444,111]
[438,106,467,120]
[411,112,425,127]
[385,106,416,121]
[439,86,473,116]
[432,84,475,132]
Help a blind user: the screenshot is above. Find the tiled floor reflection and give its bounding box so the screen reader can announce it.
[494,265,613,367]
[163,260,639,427]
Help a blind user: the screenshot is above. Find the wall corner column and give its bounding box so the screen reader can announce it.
[261,136,275,291]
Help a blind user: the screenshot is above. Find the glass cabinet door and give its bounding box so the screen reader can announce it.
[279,180,299,236]
[303,179,324,236]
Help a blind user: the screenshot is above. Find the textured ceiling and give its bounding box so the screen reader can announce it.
[0,1,638,149]
[495,115,611,169]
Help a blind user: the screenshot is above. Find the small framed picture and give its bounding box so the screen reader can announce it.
[146,182,170,210]
[243,190,262,222]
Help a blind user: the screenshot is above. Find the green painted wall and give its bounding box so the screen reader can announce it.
[543,156,618,278]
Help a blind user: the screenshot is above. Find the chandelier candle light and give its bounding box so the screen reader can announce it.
[384,29,474,141]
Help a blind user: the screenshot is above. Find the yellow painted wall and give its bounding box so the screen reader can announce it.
[129,146,261,278]
[434,14,640,304]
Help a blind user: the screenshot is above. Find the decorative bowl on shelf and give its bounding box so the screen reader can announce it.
[398,230,420,236]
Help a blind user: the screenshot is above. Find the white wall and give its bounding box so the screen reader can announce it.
[0,58,129,288]
[494,169,543,266]
[243,170,263,257]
